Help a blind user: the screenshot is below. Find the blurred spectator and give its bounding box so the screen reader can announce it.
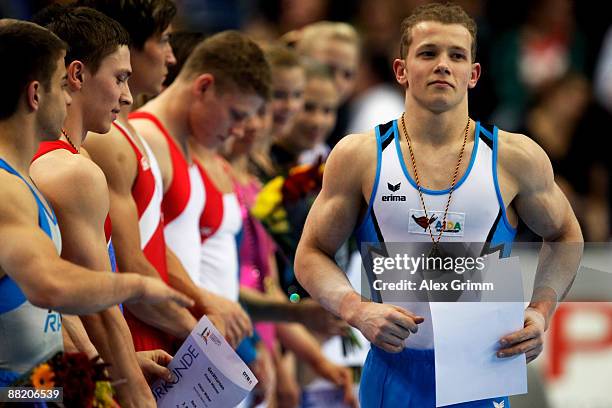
[593,25,612,115]
[520,72,610,241]
[284,21,359,150]
[273,63,340,170]
[490,0,586,130]
[346,46,404,134]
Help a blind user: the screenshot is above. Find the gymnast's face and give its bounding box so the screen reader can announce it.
[394,21,480,113]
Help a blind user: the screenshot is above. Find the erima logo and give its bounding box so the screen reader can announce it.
[387,182,401,192]
[493,401,505,408]
[382,182,406,201]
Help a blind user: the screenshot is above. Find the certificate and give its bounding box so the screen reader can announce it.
[152,316,258,407]
[431,257,528,406]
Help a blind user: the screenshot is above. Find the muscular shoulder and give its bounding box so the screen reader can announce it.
[326,131,376,171]
[130,114,168,159]
[322,131,377,193]
[0,171,39,226]
[83,127,137,191]
[30,151,109,216]
[497,130,554,194]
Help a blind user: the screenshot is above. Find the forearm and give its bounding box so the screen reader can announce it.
[276,323,326,366]
[80,306,153,406]
[25,258,146,314]
[531,221,583,327]
[119,250,196,338]
[125,302,196,339]
[239,287,301,322]
[61,315,98,358]
[295,244,360,322]
[166,248,207,315]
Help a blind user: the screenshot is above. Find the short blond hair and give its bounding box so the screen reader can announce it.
[292,21,360,56]
[400,2,477,61]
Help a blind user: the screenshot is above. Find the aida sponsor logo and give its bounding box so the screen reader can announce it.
[409,209,465,237]
[435,219,462,233]
[382,182,406,202]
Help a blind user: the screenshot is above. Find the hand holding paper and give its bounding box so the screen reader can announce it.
[152,316,258,407]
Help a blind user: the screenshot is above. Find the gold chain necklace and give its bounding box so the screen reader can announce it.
[61,128,79,153]
[399,113,470,253]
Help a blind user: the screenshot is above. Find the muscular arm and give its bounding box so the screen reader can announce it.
[0,174,190,314]
[295,135,422,353]
[61,315,98,357]
[501,132,583,325]
[30,154,154,406]
[132,117,251,345]
[496,132,583,363]
[84,130,196,339]
[295,135,367,318]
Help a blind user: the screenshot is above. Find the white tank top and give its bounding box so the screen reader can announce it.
[164,165,206,279]
[354,120,516,349]
[198,193,242,301]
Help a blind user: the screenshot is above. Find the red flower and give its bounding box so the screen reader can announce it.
[282,159,324,204]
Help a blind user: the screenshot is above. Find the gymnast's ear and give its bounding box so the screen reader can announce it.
[468,62,481,89]
[393,58,409,88]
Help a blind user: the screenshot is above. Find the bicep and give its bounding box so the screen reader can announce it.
[515,181,575,241]
[107,188,144,256]
[0,217,66,298]
[299,140,365,257]
[510,137,578,241]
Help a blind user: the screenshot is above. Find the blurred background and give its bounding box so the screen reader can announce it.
[2,0,611,407]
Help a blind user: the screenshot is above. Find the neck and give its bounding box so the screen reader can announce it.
[0,117,41,174]
[228,152,249,173]
[63,103,87,149]
[189,138,216,163]
[142,83,191,158]
[403,98,470,146]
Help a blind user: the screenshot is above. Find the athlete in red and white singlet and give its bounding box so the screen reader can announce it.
[129,112,205,279]
[110,120,174,351]
[112,121,167,280]
[194,158,242,301]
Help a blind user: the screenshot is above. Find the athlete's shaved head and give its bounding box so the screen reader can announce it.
[0,20,67,119]
[78,0,176,50]
[33,5,130,74]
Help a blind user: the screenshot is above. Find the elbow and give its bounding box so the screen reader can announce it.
[294,244,308,286]
[26,278,66,310]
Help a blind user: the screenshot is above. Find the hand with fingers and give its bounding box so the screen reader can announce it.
[497,307,546,363]
[312,359,357,408]
[136,349,174,384]
[346,302,424,353]
[203,292,253,348]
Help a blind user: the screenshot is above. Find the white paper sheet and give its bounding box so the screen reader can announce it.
[152,316,258,407]
[430,257,528,407]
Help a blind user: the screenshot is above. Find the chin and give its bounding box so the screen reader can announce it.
[92,122,112,135]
